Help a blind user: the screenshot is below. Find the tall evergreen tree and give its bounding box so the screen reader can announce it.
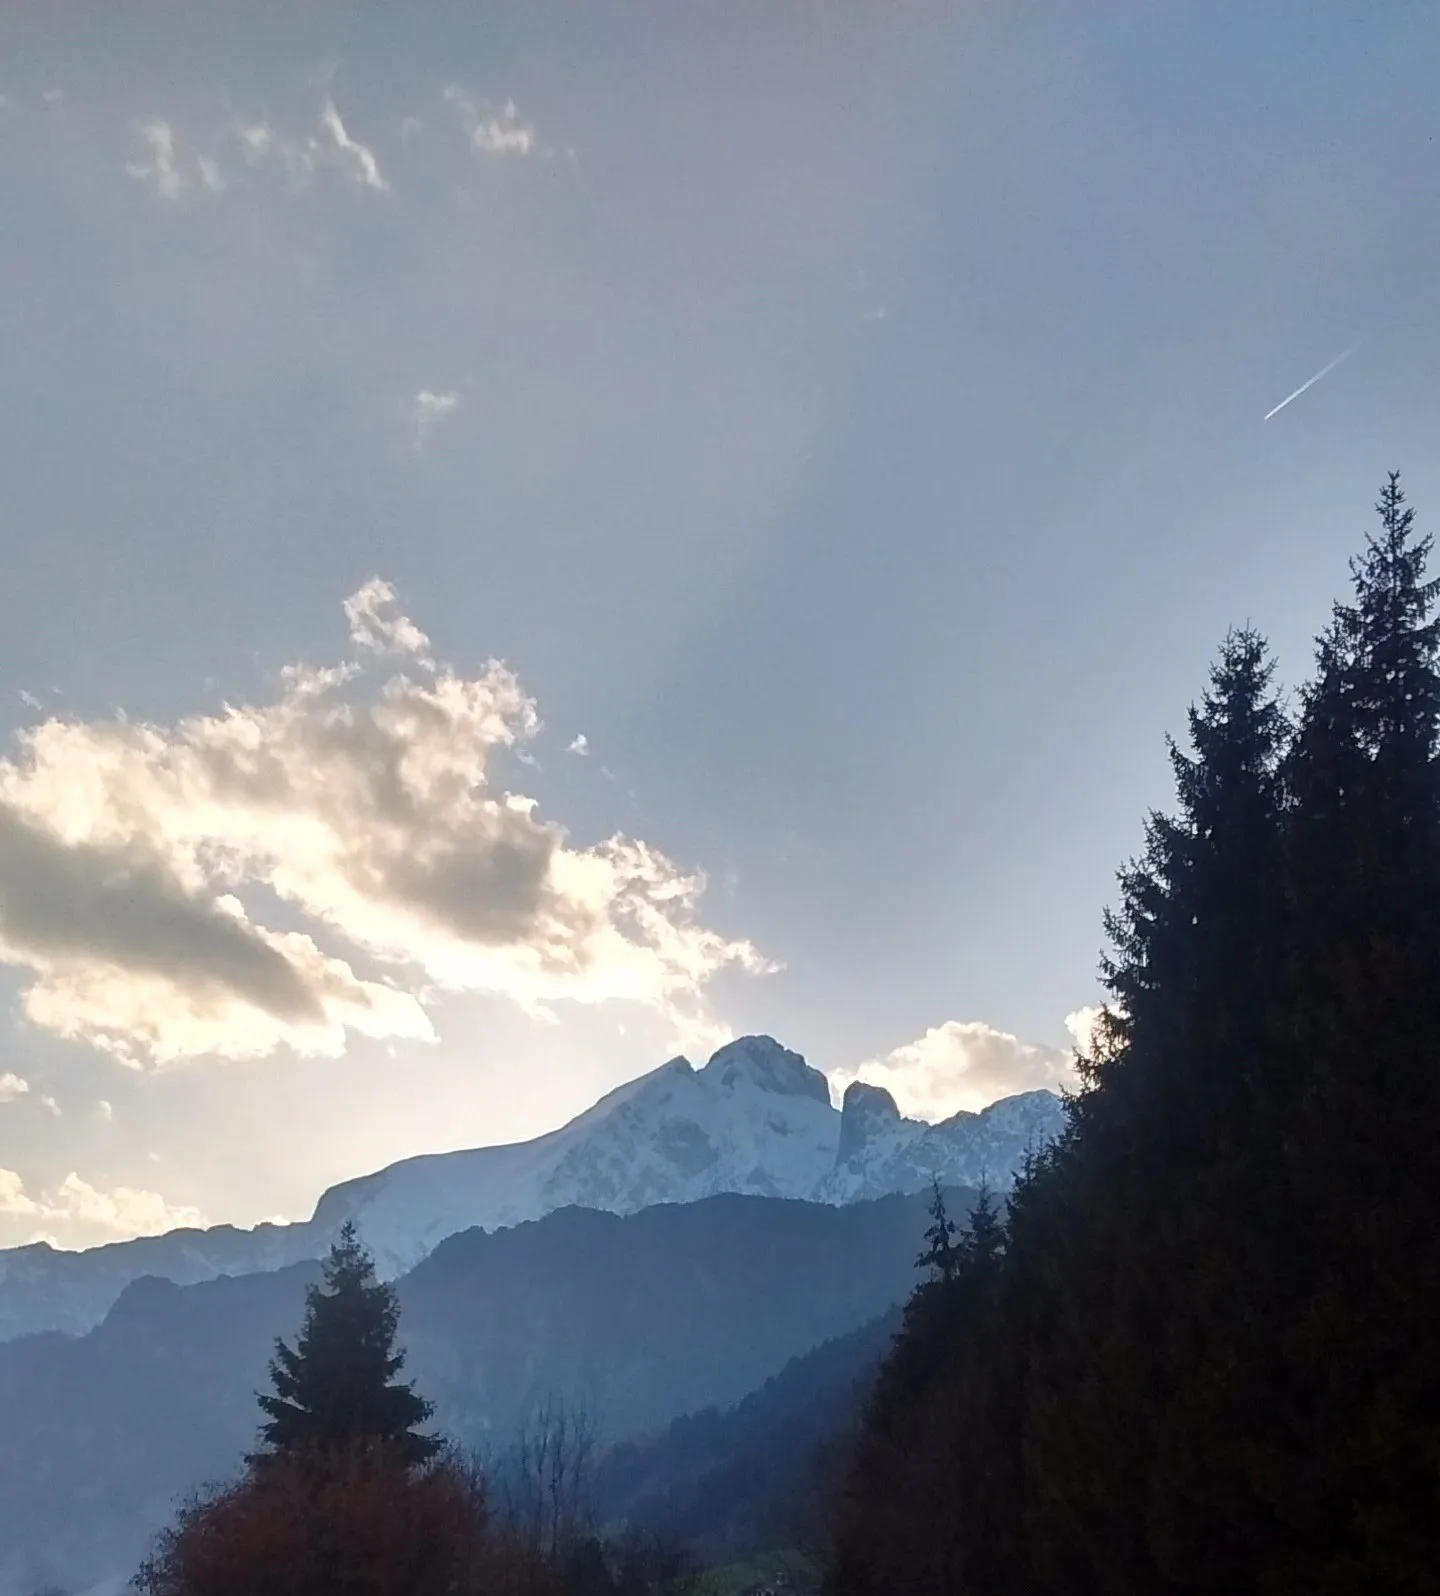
[828,478,1440,1596]
[255,1222,439,1468]
[1274,472,1440,1590]
[1021,626,1293,1591]
[914,1179,959,1282]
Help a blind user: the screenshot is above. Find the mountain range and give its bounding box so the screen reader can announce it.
[0,1187,959,1595]
[0,1036,1064,1340]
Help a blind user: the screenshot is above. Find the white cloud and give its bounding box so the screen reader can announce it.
[231,99,387,193]
[832,1019,1080,1120]
[0,1072,29,1103]
[444,86,536,157]
[0,582,764,1065]
[567,734,590,756]
[1064,1003,1108,1057]
[0,1167,205,1246]
[316,97,388,191]
[404,388,461,451]
[125,120,215,202]
[343,577,431,656]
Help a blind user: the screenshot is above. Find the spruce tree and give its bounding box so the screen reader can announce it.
[1021,627,1292,1590]
[1275,472,1440,1588]
[958,1181,1004,1277]
[915,1179,959,1282]
[828,478,1440,1595]
[255,1222,439,1468]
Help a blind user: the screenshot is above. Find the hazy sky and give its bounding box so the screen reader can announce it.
[2,3,1439,1248]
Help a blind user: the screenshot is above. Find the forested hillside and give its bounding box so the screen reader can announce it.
[0,1190,950,1592]
[828,475,1440,1594]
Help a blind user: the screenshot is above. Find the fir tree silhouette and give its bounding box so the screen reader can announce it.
[915,1178,959,1282]
[254,1221,439,1467]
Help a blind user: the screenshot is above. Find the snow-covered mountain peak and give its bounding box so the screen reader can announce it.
[836,1080,904,1165]
[0,1036,1066,1341]
[699,1034,831,1105]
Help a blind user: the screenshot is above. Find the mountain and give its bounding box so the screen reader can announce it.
[0,1036,1065,1340]
[0,1187,954,1596]
[593,1305,903,1564]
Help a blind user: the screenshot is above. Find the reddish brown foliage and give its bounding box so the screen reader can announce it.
[136,1444,557,1596]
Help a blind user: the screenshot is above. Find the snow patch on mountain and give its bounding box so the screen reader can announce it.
[0,1036,1065,1338]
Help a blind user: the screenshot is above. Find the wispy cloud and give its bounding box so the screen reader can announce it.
[233,98,388,193]
[0,1072,30,1104]
[567,734,590,756]
[342,577,433,656]
[831,1019,1079,1118]
[404,388,461,450]
[316,97,388,191]
[0,582,764,1065]
[125,119,225,202]
[444,86,536,157]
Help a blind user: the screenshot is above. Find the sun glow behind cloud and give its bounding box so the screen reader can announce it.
[0,581,767,1067]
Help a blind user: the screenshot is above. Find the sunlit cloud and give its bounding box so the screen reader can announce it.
[0,1167,205,1247]
[0,1073,30,1104]
[1064,1003,1107,1056]
[0,582,764,1066]
[342,577,432,657]
[831,1019,1079,1119]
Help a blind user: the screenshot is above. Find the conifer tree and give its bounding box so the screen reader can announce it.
[255,1222,439,1468]
[828,477,1440,1595]
[914,1179,958,1282]
[958,1181,1003,1277]
[1274,472,1440,1588]
[1018,626,1293,1589]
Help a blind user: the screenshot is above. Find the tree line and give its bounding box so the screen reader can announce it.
[827,474,1440,1594]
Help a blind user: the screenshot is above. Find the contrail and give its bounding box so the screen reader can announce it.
[1263,344,1358,421]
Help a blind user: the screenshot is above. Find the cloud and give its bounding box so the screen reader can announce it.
[343,577,432,656]
[832,1019,1080,1119]
[0,583,764,1065]
[125,120,224,202]
[1064,1004,1108,1057]
[316,98,388,192]
[567,734,590,756]
[230,98,387,194]
[444,86,536,157]
[0,1072,29,1103]
[0,1168,205,1246]
[404,389,461,451]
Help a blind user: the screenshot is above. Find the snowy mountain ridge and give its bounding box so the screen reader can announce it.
[0,1035,1065,1339]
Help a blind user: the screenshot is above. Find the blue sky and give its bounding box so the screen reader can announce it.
[2,3,1439,1245]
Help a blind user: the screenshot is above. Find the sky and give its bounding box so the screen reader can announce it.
[2,2,1439,1248]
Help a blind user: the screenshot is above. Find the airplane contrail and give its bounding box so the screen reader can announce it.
[1263,343,1359,421]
